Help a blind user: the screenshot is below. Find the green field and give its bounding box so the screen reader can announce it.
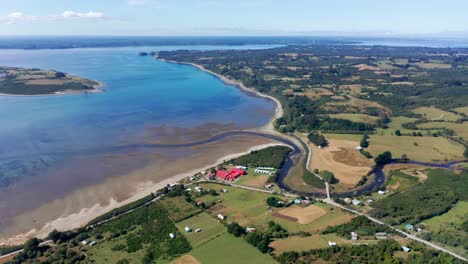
[422,201,468,257]
[453,106,468,115]
[190,233,278,264]
[198,183,352,233]
[368,134,464,162]
[175,212,225,247]
[417,121,468,140]
[386,170,420,193]
[328,113,379,124]
[159,196,202,222]
[411,107,462,121]
[424,201,468,230]
[376,116,418,135]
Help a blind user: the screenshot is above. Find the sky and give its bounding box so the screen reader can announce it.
[0,0,467,36]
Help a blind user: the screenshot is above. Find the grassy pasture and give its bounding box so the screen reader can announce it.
[423,201,468,230]
[368,134,464,162]
[411,107,462,121]
[176,212,225,247]
[328,113,379,124]
[386,170,420,193]
[159,196,202,222]
[453,106,468,115]
[270,234,351,254]
[190,233,277,264]
[417,121,468,140]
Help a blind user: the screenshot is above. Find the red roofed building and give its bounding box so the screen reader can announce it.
[216,168,246,181]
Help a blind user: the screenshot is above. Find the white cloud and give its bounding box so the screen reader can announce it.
[128,0,147,6]
[1,11,106,24]
[62,11,104,19]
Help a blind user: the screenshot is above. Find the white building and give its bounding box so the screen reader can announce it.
[255,169,274,175]
[328,241,337,247]
[351,232,358,240]
[169,233,175,239]
[236,166,247,170]
[378,190,386,195]
[195,228,202,233]
[184,227,192,232]
[402,246,411,252]
[89,241,97,246]
[352,199,361,206]
[217,214,225,220]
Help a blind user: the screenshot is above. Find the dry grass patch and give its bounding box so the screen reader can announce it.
[276,205,328,224]
[171,255,201,264]
[308,138,373,186]
[329,113,379,124]
[354,64,380,71]
[270,234,351,254]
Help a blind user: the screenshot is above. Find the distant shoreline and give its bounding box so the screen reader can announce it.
[0,81,105,97]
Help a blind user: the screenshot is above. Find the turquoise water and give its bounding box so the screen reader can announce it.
[0,45,277,227]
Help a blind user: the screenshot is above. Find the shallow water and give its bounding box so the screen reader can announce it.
[0,45,277,238]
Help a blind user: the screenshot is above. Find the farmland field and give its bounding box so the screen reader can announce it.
[175,212,225,247]
[328,113,379,124]
[270,234,351,254]
[417,121,468,140]
[368,134,464,162]
[159,196,202,222]
[190,233,277,264]
[453,106,468,115]
[411,107,462,121]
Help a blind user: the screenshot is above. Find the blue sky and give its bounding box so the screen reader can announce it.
[0,0,467,36]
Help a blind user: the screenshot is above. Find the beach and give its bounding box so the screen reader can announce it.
[0,53,286,245]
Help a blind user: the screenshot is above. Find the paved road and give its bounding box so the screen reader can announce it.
[296,135,468,262]
[0,240,52,260]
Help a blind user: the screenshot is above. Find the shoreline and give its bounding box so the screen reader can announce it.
[156,57,283,133]
[0,142,285,246]
[0,81,105,97]
[0,58,290,246]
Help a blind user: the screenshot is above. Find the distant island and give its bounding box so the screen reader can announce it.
[0,67,101,95]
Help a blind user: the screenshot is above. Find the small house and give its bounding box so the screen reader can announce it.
[185,188,192,192]
[196,201,203,206]
[217,214,225,220]
[417,227,423,232]
[343,198,352,204]
[302,199,311,205]
[351,232,358,240]
[355,146,363,151]
[328,241,337,247]
[195,186,202,192]
[195,228,202,233]
[246,227,256,233]
[222,189,228,193]
[405,224,414,231]
[402,246,411,253]
[236,166,247,170]
[378,190,386,195]
[294,198,302,204]
[89,241,97,246]
[81,239,90,245]
[169,233,175,239]
[366,198,374,204]
[352,199,361,206]
[184,227,192,232]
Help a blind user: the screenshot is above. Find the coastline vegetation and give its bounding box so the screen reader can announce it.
[0,66,99,95]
